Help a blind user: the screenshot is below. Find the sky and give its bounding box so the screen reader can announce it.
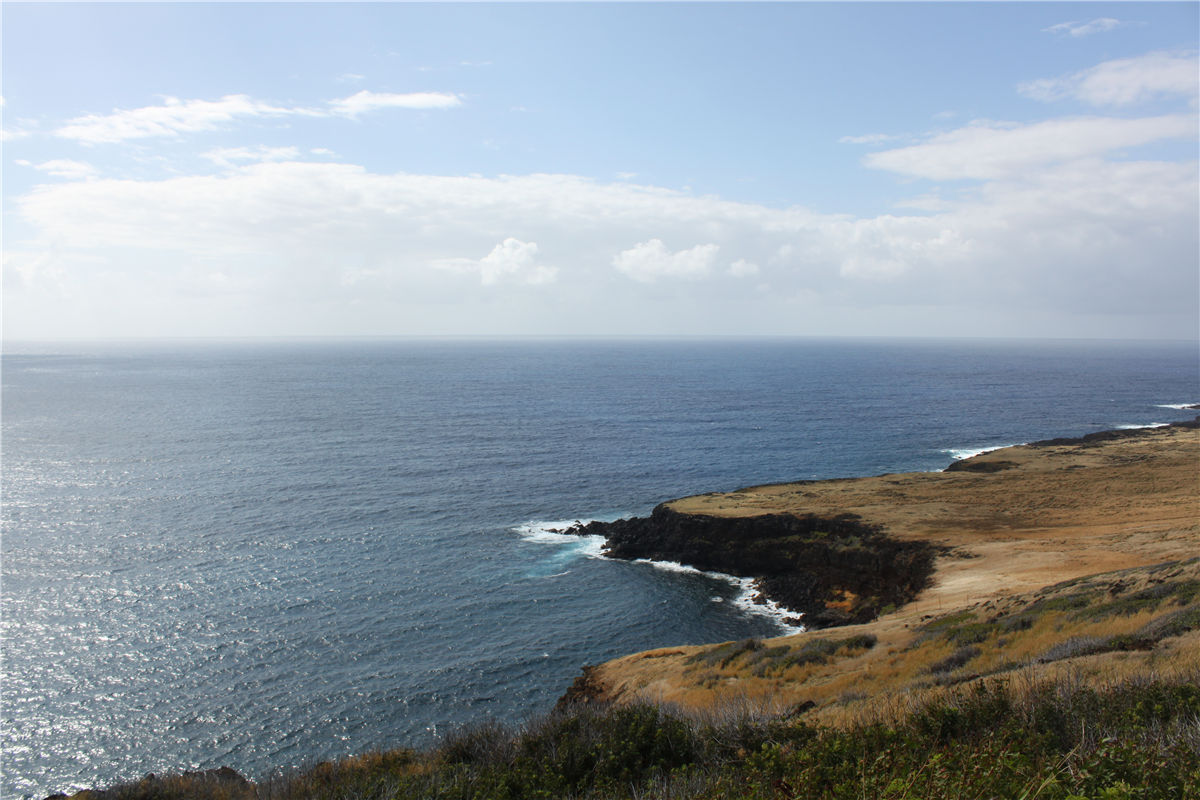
[2,2,1198,341]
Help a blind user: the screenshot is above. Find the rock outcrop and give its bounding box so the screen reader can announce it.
[571,507,939,628]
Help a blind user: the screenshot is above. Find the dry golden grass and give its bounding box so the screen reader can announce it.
[585,424,1200,721]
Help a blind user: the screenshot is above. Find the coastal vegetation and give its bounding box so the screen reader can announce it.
[62,667,1200,799]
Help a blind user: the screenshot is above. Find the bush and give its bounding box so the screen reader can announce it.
[928,645,982,675]
[1038,635,1113,663]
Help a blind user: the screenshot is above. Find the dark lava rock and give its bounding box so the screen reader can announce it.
[1030,416,1199,448]
[570,506,939,629]
[555,665,609,711]
[945,459,1018,473]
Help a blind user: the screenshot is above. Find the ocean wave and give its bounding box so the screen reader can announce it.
[941,443,1021,462]
[514,519,608,559]
[1114,422,1169,430]
[632,558,708,576]
[633,559,805,635]
[729,577,806,635]
[1155,403,1197,410]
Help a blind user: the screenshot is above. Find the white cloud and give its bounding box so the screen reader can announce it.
[1042,18,1129,38]
[480,238,556,285]
[327,90,461,117]
[435,238,557,286]
[16,159,98,180]
[1019,51,1199,107]
[7,158,1195,338]
[202,146,302,168]
[52,90,462,144]
[612,239,720,283]
[832,217,970,280]
[54,94,300,144]
[864,114,1197,180]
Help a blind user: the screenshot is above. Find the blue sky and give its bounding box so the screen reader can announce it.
[3,2,1197,340]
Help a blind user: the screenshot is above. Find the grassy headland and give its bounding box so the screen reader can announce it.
[569,420,1200,714]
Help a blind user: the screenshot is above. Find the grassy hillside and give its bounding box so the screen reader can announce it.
[583,559,1200,723]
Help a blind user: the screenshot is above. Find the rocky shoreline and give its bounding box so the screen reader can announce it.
[567,508,940,629]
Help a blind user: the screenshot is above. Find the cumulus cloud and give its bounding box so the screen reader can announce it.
[864,114,1197,180]
[327,90,461,117]
[1019,51,1199,107]
[1042,18,1130,38]
[612,239,720,283]
[435,238,557,285]
[481,238,555,285]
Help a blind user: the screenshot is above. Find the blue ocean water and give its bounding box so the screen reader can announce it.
[2,337,1197,797]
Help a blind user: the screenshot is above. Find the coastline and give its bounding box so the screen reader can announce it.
[561,418,1200,712]
[43,418,1200,797]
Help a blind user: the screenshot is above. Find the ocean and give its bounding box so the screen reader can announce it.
[2,337,1197,797]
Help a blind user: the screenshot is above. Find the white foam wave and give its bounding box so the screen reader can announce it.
[1156,403,1198,410]
[1115,422,1169,430]
[634,559,805,634]
[514,519,607,558]
[730,576,806,635]
[942,443,1021,462]
[519,520,804,633]
[633,558,706,575]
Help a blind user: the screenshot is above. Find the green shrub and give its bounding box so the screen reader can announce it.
[80,673,1200,800]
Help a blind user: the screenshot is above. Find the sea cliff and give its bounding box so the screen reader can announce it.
[560,418,1200,714]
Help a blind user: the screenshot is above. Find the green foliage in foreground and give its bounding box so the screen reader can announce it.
[83,676,1200,800]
